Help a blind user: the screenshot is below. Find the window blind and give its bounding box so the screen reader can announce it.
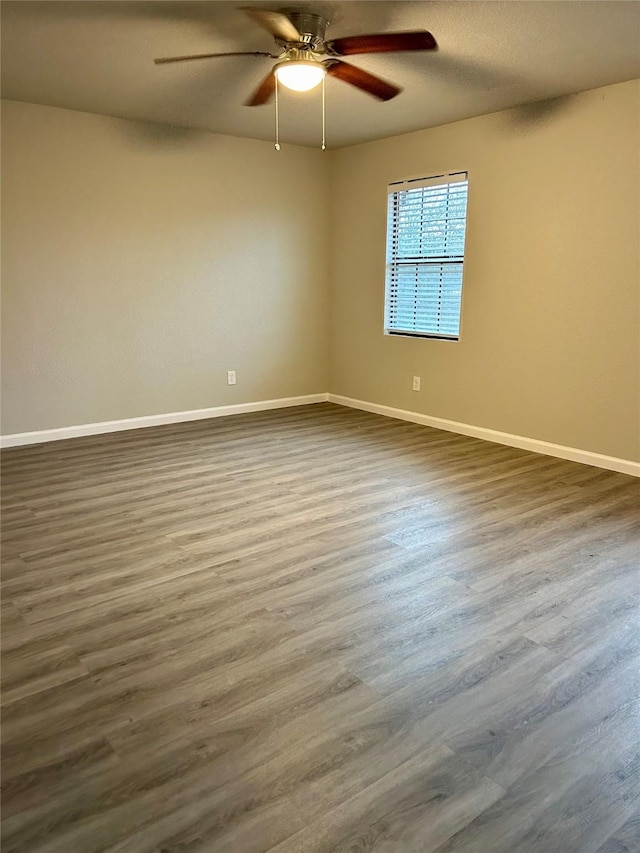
[385,171,469,339]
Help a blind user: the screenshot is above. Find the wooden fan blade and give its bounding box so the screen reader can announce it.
[326,31,437,56]
[326,60,401,101]
[240,7,302,43]
[155,50,274,65]
[245,70,276,106]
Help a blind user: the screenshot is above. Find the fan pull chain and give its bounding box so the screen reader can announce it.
[321,75,326,151]
[274,76,280,152]
[274,74,327,152]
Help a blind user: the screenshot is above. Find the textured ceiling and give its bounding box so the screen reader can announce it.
[2,0,639,148]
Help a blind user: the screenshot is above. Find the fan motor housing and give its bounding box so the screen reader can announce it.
[279,9,329,49]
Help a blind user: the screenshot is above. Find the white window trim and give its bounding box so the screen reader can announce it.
[384,170,469,341]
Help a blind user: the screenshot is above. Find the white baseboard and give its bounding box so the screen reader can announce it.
[3,392,637,477]
[0,394,329,449]
[328,394,640,478]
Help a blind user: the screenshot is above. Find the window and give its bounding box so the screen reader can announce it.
[384,171,469,340]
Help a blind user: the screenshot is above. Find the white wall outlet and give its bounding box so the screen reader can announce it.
[412,375,421,391]
[227,370,236,386]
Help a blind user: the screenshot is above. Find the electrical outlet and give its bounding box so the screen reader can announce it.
[227,370,236,386]
[412,375,421,391]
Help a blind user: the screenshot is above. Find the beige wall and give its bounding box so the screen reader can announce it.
[1,100,329,434]
[3,83,639,462]
[328,79,640,462]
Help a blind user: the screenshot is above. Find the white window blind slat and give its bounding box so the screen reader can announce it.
[384,172,469,340]
[388,171,468,192]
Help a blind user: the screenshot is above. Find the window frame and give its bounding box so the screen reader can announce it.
[383,170,469,342]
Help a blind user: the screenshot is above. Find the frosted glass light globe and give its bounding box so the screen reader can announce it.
[275,60,326,92]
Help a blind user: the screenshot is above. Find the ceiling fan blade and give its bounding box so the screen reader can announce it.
[155,50,274,65]
[326,31,437,56]
[245,70,276,106]
[326,60,401,101]
[240,7,302,43]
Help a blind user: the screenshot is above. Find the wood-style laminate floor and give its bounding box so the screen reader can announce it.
[1,403,639,853]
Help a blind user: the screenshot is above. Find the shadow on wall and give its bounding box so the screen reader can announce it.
[118,117,207,149]
[403,53,580,133]
[505,93,580,128]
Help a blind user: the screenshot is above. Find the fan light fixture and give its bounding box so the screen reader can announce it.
[274,58,326,92]
[272,55,327,151]
[154,7,439,150]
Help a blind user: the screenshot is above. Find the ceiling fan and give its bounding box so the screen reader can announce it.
[154,6,438,105]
